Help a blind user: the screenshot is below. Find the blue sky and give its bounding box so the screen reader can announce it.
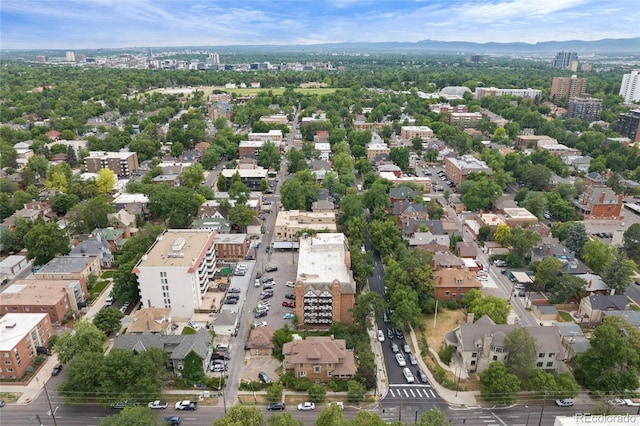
[1,0,638,50]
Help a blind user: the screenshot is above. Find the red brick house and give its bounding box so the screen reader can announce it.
[432,269,482,301]
[573,186,623,220]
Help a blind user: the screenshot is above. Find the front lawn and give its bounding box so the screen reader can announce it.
[558,311,574,322]
[89,280,110,302]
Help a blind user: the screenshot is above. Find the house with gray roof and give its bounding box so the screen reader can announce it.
[70,238,114,267]
[444,315,563,374]
[577,294,629,324]
[113,329,212,374]
[602,310,640,328]
[552,322,590,360]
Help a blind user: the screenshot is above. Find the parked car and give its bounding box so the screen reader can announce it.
[163,416,182,425]
[258,371,272,384]
[416,368,428,383]
[377,330,385,342]
[210,363,227,372]
[284,293,295,300]
[383,312,390,323]
[286,281,295,287]
[174,400,197,410]
[395,353,406,367]
[260,293,273,300]
[403,344,411,354]
[51,364,63,376]
[297,402,315,411]
[254,279,261,288]
[265,265,278,272]
[555,399,574,407]
[282,301,295,308]
[283,313,295,320]
[262,277,274,283]
[396,329,404,340]
[267,402,285,411]
[408,353,417,365]
[254,321,268,328]
[148,400,169,409]
[225,297,238,304]
[390,342,399,353]
[387,328,394,339]
[254,310,267,318]
[228,287,241,294]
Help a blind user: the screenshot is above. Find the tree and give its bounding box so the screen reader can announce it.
[308,384,326,403]
[526,370,558,399]
[182,163,205,189]
[370,218,402,257]
[479,362,521,405]
[148,186,202,228]
[389,284,421,329]
[351,411,388,426]
[26,155,49,178]
[564,223,588,257]
[623,223,640,264]
[521,163,552,191]
[389,147,410,171]
[93,307,124,335]
[427,200,444,219]
[23,222,70,266]
[346,379,367,403]
[257,141,281,171]
[228,172,251,204]
[95,168,116,194]
[266,383,283,403]
[601,251,635,294]
[78,194,114,232]
[493,224,511,245]
[503,227,541,262]
[217,174,228,191]
[268,412,303,426]
[418,409,452,426]
[575,323,639,392]
[229,204,255,233]
[505,328,539,381]
[461,175,502,211]
[462,289,511,324]
[314,403,349,426]
[55,319,107,364]
[51,192,80,215]
[350,291,386,330]
[533,257,562,292]
[0,228,22,254]
[99,406,157,426]
[581,239,615,274]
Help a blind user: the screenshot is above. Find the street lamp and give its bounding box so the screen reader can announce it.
[525,405,531,426]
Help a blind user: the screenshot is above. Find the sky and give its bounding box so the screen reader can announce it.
[0,0,639,50]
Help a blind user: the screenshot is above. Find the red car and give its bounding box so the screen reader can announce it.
[282,301,295,308]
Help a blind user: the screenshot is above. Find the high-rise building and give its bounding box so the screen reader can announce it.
[552,51,578,69]
[65,51,75,62]
[551,75,586,101]
[207,53,219,65]
[566,97,603,122]
[619,70,640,103]
[617,110,640,143]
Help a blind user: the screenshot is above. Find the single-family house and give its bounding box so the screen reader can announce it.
[432,269,482,301]
[247,326,275,356]
[282,336,356,383]
[577,294,629,324]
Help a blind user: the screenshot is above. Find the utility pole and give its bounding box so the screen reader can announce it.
[40,379,58,426]
[538,392,547,426]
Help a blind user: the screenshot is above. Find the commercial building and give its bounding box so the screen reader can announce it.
[474,87,542,100]
[84,151,139,177]
[444,155,492,185]
[133,229,217,319]
[0,313,53,379]
[552,51,578,70]
[616,110,640,143]
[294,233,356,326]
[619,70,640,103]
[275,210,337,241]
[551,75,586,101]
[400,126,433,141]
[0,279,88,323]
[566,97,603,122]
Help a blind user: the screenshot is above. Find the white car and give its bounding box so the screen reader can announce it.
[286,281,295,287]
[478,275,488,281]
[253,321,268,328]
[396,353,406,367]
[148,400,168,409]
[297,402,315,411]
[402,367,415,383]
[377,330,385,342]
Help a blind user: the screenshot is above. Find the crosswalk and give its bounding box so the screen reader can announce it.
[387,384,438,399]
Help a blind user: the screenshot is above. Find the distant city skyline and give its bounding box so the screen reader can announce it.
[1,0,639,50]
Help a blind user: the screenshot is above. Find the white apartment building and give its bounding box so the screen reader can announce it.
[248,130,283,143]
[133,230,217,319]
[620,70,640,103]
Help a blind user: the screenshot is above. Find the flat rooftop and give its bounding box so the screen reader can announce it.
[136,230,214,269]
[0,280,79,305]
[0,313,48,351]
[214,233,247,244]
[36,256,97,274]
[296,233,354,290]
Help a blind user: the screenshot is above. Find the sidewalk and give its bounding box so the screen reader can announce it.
[1,353,60,405]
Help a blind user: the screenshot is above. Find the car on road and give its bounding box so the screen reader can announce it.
[225,297,238,304]
[555,399,574,407]
[51,364,63,376]
[377,330,385,342]
[163,416,182,425]
[255,310,267,318]
[0,400,5,407]
[408,353,417,365]
[282,301,295,308]
[402,367,415,383]
[258,371,272,384]
[254,321,268,328]
[228,287,241,294]
[110,401,133,409]
[267,402,286,410]
[148,400,169,409]
[395,329,404,340]
[265,265,278,272]
[174,400,197,410]
[383,312,390,323]
[284,293,295,300]
[286,281,295,287]
[403,344,411,354]
[297,402,315,411]
[608,399,626,406]
[390,342,399,353]
[387,328,394,339]
[283,313,295,319]
[416,368,428,383]
[395,353,406,367]
[254,279,261,287]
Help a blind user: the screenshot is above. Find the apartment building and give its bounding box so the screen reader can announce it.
[220,167,269,191]
[429,104,468,114]
[0,279,88,323]
[566,97,603,122]
[366,142,390,161]
[0,313,53,379]
[259,115,288,125]
[474,87,542,100]
[432,269,481,301]
[448,112,483,129]
[247,130,283,143]
[552,51,578,70]
[619,70,640,103]
[133,229,217,319]
[573,186,624,220]
[34,255,101,281]
[238,140,266,159]
[616,110,640,143]
[400,126,433,141]
[213,233,249,261]
[444,155,492,185]
[294,233,356,326]
[551,76,586,101]
[85,151,139,177]
[275,210,337,241]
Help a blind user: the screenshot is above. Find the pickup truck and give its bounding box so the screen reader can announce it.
[148,400,168,409]
[175,400,197,410]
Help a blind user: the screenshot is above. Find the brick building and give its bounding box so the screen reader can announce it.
[282,336,356,382]
[432,269,481,301]
[444,155,492,185]
[0,313,53,379]
[551,75,586,101]
[84,151,139,177]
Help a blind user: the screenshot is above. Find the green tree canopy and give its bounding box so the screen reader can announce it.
[601,251,635,294]
[581,239,615,274]
[23,222,70,266]
[98,406,157,426]
[462,289,511,324]
[505,328,539,381]
[479,362,521,405]
[55,319,107,364]
[93,307,124,335]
